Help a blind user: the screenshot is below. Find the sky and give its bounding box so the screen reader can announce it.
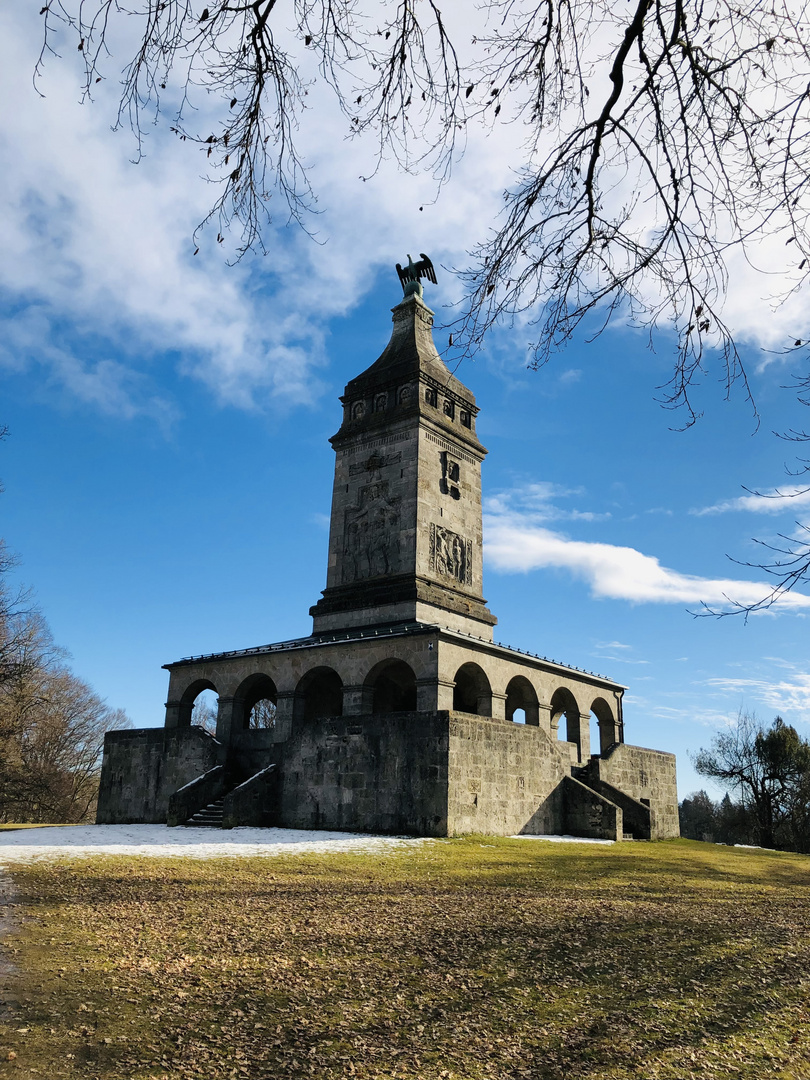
[2,3,809,802]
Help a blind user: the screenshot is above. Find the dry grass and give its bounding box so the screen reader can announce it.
[1,837,809,1079]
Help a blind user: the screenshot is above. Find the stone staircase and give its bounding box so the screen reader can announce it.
[186,797,225,827]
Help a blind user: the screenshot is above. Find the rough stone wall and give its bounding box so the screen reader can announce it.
[96,727,222,824]
[591,743,679,839]
[446,714,571,836]
[277,712,449,836]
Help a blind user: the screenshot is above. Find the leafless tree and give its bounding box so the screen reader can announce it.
[694,711,810,850]
[0,455,131,821]
[36,0,810,601]
[191,692,218,734]
[0,598,131,823]
[249,697,277,729]
[39,0,462,253]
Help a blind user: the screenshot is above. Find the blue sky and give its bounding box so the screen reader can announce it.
[2,4,809,801]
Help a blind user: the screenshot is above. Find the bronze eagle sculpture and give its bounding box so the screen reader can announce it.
[396,253,437,297]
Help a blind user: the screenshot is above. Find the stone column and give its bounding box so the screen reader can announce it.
[490,692,507,721]
[164,701,189,729]
[539,703,555,738]
[342,683,368,717]
[215,696,238,744]
[274,691,295,742]
[433,678,456,713]
[416,678,440,712]
[578,712,591,762]
[597,715,621,754]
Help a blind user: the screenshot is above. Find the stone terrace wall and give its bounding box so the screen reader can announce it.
[446,714,571,836]
[591,743,679,839]
[277,712,449,836]
[96,727,222,824]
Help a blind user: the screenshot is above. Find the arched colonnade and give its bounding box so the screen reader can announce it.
[166,654,623,760]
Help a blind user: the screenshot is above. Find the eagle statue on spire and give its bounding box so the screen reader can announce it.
[396,253,437,298]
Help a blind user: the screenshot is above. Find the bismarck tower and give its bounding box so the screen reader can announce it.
[97,256,679,840]
[312,268,495,637]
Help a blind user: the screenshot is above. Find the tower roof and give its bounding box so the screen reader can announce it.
[343,292,474,405]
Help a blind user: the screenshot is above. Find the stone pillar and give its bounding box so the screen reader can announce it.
[342,683,368,717]
[415,678,439,712]
[164,701,189,729]
[539,703,555,738]
[598,715,621,754]
[434,678,456,713]
[274,691,295,742]
[578,712,591,762]
[215,696,238,744]
[490,692,507,721]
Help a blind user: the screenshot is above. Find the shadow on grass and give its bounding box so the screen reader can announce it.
[4,838,810,1079]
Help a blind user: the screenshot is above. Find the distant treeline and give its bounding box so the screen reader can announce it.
[679,792,757,847]
[683,713,810,854]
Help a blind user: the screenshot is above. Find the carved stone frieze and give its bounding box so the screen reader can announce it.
[348,450,402,477]
[429,523,472,586]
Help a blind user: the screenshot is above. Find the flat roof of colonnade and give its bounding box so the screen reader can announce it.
[164,621,626,693]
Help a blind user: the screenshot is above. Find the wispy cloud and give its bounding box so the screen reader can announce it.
[484,483,610,524]
[701,668,810,723]
[484,513,810,611]
[691,485,810,517]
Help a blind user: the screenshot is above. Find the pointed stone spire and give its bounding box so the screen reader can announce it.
[310,291,496,638]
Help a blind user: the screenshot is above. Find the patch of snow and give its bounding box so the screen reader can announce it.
[0,824,428,866]
[511,834,615,845]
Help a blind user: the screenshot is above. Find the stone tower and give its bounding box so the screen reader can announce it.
[97,260,679,841]
[310,291,497,638]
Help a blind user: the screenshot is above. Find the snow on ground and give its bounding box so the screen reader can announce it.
[0,824,430,866]
[0,825,615,866]
[510,835,615,845]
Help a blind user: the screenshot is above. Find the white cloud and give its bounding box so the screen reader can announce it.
[691,485,810,517]
[484,514,810,611]
[4,3,810,423]
[701,670,810,724]
[484,483,610,524]
[0,5,525,419]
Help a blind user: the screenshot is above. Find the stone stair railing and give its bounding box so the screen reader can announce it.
[167,765,229,827]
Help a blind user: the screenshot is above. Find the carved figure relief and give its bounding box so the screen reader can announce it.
[342,471,402,583]
[429,523,472,585]
[375,393,387,412]
[352,400,366,420]
[398,384,412,405]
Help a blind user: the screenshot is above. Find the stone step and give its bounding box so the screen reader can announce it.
[187,798,225,827]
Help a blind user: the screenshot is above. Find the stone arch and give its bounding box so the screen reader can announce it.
[365,659,417,714]
[505,676,540,726]
[294,667,343,722]
[550,686,583,756]
[234,673,278,731]
[590,696,620,755]
[453,663,492,716]
[177,678,218,728]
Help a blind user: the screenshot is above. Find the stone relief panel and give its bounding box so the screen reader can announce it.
[429,523,472,586]
[341,477,402,583]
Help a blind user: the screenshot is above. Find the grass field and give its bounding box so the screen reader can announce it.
[0,837,809,1079]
